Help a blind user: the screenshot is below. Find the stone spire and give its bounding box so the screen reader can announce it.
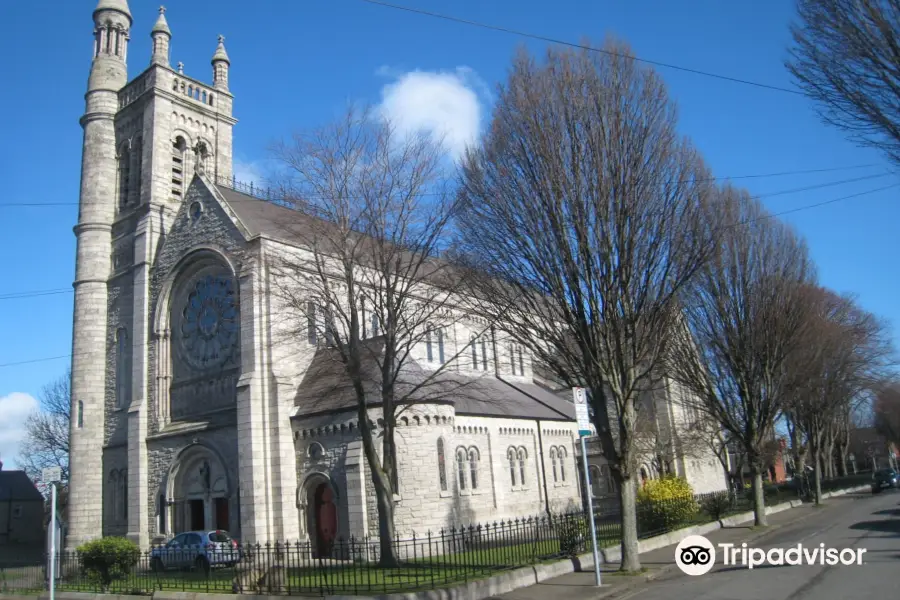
[150,6,171,66]
[212,35,230,91]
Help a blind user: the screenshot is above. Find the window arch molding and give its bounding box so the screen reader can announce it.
[153,248,240,425]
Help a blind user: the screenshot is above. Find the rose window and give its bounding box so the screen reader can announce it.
[179,274,239,369]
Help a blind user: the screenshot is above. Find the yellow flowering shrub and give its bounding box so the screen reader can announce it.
[636,475,699,535]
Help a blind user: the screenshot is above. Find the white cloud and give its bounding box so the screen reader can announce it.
[0,392,39,470]
[377,66,487,161]
[232,159,267,186]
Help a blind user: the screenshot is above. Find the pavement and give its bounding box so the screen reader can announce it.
[487,488,900,600]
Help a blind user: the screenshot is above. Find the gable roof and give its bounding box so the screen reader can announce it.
[291,338,576,422]
[215,184,326,242]
[0,470,44,502]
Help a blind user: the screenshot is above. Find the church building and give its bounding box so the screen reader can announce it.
[66,1,725,552]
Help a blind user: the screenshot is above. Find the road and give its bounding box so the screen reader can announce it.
[618,488,900,600]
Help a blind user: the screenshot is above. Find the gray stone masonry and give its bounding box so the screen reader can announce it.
[67,2,132,550]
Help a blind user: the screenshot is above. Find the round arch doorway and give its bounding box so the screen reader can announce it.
[301,475,339,558]
[166,445,233,535]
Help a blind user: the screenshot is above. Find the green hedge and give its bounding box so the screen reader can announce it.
[77,537,139,590]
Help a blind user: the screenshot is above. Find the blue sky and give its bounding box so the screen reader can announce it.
[0,0,897,467]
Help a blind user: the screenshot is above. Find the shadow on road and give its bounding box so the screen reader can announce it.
[872,508,900,517]
[849,519,900,536]
[713,563,792,574]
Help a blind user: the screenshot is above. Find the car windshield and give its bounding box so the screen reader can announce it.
[207,531,232,543]
[875,469,895,477]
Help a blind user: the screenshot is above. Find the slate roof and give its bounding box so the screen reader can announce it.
[0,470,44,502]
[291,337,575,422]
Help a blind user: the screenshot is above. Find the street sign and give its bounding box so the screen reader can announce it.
[42,467,62,483]
[573,387,591,437]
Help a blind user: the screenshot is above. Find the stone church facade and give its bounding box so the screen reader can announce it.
[66,1,725,551]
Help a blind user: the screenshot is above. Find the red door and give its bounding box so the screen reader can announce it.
[314,484,337,557]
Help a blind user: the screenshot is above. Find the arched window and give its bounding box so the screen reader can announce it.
[118,145,130,210]
[324,305,335,345]
[589,465,603,498]
[550,447,558,482]
[600,464,615,494]
[307,301,317,345]
[426,326,434,362]
[559,447,567,482]
[507,447,517,487]
[481,338,488,371]
[437,438,447,492]
[115,328,130,408]
[171,137,187,199]
[437,328,445,364]
[359,296,367,339]
[517,448,527,485]
[77,401,84,428]
[108,471,118,520]
[468,448,479,490]
[120,469,128,520]
[471,335,479,370]
[456,448,467,491]
[307,442,325,459]
[159,494,167,534]
[371,312,380,337]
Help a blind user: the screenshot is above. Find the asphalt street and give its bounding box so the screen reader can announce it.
[617,488,900,600]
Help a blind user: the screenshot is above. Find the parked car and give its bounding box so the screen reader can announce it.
[150,530,242,572]
[871,469,898,493]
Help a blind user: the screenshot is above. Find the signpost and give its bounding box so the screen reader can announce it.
[42,467,62,600]
[573,387,602,587]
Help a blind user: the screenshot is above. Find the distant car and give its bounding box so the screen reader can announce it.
[150,530,242,572]
[871,469,898,493]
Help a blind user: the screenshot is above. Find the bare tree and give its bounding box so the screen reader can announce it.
[268,107,480,566]
[455,40,717,571]
[874,381,900,445]
[786,0,900,165]
[17,371,70,483]
[666,185,816,526]
[785,288,892,502]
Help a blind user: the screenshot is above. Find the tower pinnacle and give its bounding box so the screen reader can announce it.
[150,5,172,66]
[212,35,230,91]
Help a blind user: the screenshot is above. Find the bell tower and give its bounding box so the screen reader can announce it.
[68,0,132,549]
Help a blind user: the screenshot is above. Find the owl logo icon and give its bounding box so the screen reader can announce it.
[675,535,716,576]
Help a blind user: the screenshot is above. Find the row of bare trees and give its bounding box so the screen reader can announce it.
[260,38,895,572]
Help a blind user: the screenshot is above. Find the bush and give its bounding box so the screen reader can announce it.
[77,537,140,590]
[699,491,733,520]
[637,476,698,536]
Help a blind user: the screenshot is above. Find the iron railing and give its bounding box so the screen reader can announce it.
[0,474,875,596]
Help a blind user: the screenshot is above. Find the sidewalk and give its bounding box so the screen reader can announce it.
[487,497,850,600]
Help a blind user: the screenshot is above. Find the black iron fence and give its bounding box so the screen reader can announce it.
[0,473,875,597]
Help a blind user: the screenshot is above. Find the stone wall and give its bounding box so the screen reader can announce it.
[290,404,583,544]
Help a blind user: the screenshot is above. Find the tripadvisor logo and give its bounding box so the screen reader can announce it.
[675,534,867,575]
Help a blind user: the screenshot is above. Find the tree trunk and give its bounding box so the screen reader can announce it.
[808,432,824,505]
[618,476,641,571]
[824,432,835,479]
[749,465,767,526]
[836,440,848,477]
[374,483,399,567]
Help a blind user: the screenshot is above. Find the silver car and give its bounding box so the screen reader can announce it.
[150,530,241,572]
